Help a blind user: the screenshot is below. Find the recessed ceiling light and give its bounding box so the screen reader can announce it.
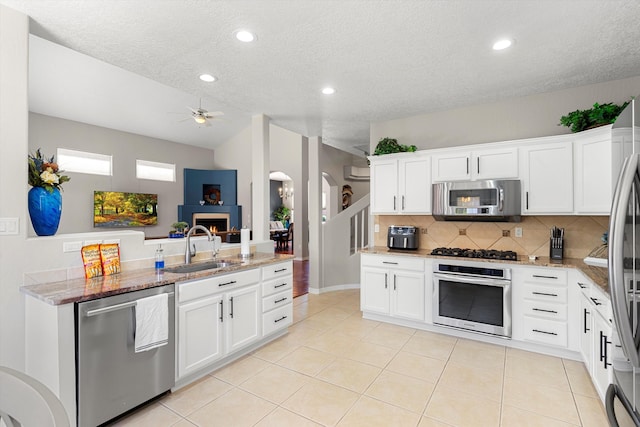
[492,39,513,50]
[322,87,336,95]
[199,74,217,82]
[235,30,256,43]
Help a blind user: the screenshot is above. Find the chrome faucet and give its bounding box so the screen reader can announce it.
[185,225,213,264]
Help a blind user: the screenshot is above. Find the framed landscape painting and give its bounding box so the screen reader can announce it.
[94,191,158,227]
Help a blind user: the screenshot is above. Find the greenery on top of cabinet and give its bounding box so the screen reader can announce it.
[559,101,629,133]
[373,137,417,156]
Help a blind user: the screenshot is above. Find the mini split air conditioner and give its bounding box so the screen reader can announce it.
[343,165,370,181]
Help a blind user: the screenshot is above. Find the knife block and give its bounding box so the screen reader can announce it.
[550,238,564,260]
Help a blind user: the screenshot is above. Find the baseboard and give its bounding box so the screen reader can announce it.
[308,283,360,294]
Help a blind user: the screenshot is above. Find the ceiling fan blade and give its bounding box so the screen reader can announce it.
[204,111,224,117]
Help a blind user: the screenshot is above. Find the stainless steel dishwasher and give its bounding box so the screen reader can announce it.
[75,284,175,427]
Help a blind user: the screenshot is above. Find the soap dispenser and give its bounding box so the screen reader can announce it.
[155,244,165,270]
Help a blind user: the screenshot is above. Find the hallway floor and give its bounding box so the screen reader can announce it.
[113,290,608,427]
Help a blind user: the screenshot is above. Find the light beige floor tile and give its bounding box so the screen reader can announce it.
[112,402,182,427]
[506,351,570,390]
[363,326,413,349]
[331,317,380,339]
[425,384,501,427]
[449,339,505,371]
[254,407,322,427]
[282,378,359,426]
[316,358,382,393]
[308,306,353,322]
[239,364,309,404]
[160,376,232,416]
[276,346,335,376]
[212,355,270,385]
[574,393,609,427]
[187,388,275,427]
[565,363,599,398]
[438,360,503,402]
[251,337,300,362]
[386,351,446,383]
[365,370,435,413]
[402,333,456,360]
[417,416,455,427]
[171,419,197,427]
[305,330,358,357]
[337,395,421,426]
[503,376,580,425]
[501,404,577,427]
[344,340,399,368]
[375,321,417,335]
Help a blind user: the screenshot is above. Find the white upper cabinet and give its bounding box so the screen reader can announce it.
[431,147,518,182]
[520,139,574,214]
[370,153,431,214]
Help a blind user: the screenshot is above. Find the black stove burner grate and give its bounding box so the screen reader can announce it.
[431,247,518,261]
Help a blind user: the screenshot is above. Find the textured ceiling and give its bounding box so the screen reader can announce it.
[2,0,640,156]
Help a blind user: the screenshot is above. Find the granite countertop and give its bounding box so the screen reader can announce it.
[21,253,294,306]
[362,247,609,293]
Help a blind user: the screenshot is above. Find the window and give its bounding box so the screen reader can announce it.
[57,148,112,176]
[136,159,176,182]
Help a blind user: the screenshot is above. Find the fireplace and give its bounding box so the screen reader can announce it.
[193,213,230,235]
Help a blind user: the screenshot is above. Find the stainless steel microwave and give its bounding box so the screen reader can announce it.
[432,179,521,222]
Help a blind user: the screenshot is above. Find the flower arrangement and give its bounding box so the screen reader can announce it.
[28,149,70,192]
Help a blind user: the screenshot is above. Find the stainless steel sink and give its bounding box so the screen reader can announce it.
[163,260,241,274]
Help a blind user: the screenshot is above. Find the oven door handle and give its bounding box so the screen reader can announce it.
[433,273,510,288]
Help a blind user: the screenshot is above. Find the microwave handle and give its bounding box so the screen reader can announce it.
[499,188,504,212]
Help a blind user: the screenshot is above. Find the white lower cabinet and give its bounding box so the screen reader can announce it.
[261,261,293,336]
[176,268,262,380]
[361,254,425,322]
[576,278,613,400]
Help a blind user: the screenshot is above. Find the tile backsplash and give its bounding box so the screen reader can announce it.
[374,215,609,259]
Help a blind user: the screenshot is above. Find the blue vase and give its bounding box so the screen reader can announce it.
[28,187,62,236]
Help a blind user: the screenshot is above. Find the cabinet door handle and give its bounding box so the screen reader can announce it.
[532,275,558,280]
[220,300,224,322]
[219,280,237,287]
[590,297,602,306]
[274,315,288,323]
[577,282,587,289]
[275,297,288,304]
[230,296,234,319]
[532,291,558,297]
[402,195,405,210]
[584,308,590,333]
[466,157,469,174]
[532,308,558,314]
[526,191,529,210]
[532,329,557,336]
[477,157,480,174]
[274,282,288,288]
[601,331,612,369]
[393,196,396,210]
[384,273,388,289]
[393,275,397,291]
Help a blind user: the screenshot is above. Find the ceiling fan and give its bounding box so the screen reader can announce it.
[181,99,224,126]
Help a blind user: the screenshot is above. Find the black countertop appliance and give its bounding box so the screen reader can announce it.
[387,225,419,250]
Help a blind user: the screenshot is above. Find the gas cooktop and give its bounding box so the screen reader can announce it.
[430,247,518,261]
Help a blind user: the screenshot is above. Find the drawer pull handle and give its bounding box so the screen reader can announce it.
[274,268,288,273]
[584,308,590,333]
[219,280,237,287]
[532,291,558,297]
[382,261,399,265]
[590,297,602,306]
[532,275,559,280]
[577,282,587,289]
[532,329,557,336]
[274,283,288,288]
[274,315,288,323]
[532,308,558,314]
[275,297,288,304]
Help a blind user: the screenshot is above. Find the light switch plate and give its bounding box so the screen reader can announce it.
[0,218,19,235]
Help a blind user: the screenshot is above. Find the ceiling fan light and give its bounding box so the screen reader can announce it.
[194,115,207,124]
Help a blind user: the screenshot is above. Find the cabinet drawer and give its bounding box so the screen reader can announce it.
[523,283,567,304]
[361,254,424,271]
[263,303,292,336]
[522,300,567,321]
[262,290,292,313]
[262,276,293,297]
[523,268,568,285]
[178,268,260,303]
[522,316,568,348]
[262,261,293,280]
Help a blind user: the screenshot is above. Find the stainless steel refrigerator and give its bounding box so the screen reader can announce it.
[608,96,640,427]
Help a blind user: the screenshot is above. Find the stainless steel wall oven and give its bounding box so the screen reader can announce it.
[433,260,512,338]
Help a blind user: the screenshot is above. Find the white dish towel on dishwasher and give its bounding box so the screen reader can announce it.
[134,293,168,353]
